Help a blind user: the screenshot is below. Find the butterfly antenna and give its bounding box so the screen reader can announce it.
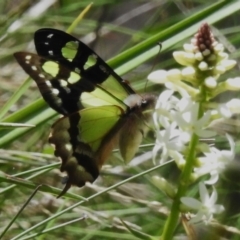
[144,42,162,93]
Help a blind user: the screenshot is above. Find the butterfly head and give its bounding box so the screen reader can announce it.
[124,94,156,112]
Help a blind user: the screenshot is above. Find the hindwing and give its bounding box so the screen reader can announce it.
[49,105,126,197]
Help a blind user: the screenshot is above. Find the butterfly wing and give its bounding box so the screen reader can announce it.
[14,52,129,115]
[49,105,126,197]
[14,52,83,115]
[14,29,135,115]
[34,28,135,101]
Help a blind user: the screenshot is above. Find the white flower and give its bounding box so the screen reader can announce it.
[194,134,235,184]
[173,102,216,138]
[153,91,188,164]
[164,82,191,98]
[153,90,179,129]
[153,123,185,164]
[181,182,224,224]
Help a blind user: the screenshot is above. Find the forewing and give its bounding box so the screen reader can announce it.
[34,28,135,101]
[14,52,128,114]
[14,52,88,115]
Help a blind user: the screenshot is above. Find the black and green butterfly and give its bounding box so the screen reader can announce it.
[14,28,156,197]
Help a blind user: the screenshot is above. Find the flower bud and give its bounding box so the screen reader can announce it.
[173,51,195,66]
[214,65,226,74]
[148,70,167,83]
[204,77,217,88]
[220,59,236,70]
[181,67,196,81]
[226,78,240,90]
[167,69,182,81]
[198,61,208,71]
[152,176,176,198]
[183,43,194,52]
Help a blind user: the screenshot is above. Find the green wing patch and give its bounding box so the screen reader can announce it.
[49,105,125,197]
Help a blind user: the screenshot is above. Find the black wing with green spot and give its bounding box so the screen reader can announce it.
[14,52,87,115]
[34,28,135,94]
[14,29,135,115]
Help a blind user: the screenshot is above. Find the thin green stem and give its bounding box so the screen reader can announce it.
[161,133,199,239]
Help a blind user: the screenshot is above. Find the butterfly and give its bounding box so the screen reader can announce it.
[14,28,156,197]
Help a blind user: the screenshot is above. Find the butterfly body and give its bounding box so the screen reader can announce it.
[14,28,156,197]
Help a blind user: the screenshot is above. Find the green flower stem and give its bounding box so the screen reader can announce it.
[161,133,199,239]
[161,87,205,239]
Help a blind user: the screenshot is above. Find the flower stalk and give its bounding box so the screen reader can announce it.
[148,23,237,239]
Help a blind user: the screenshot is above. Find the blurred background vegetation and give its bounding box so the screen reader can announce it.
[1,0,240,239]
